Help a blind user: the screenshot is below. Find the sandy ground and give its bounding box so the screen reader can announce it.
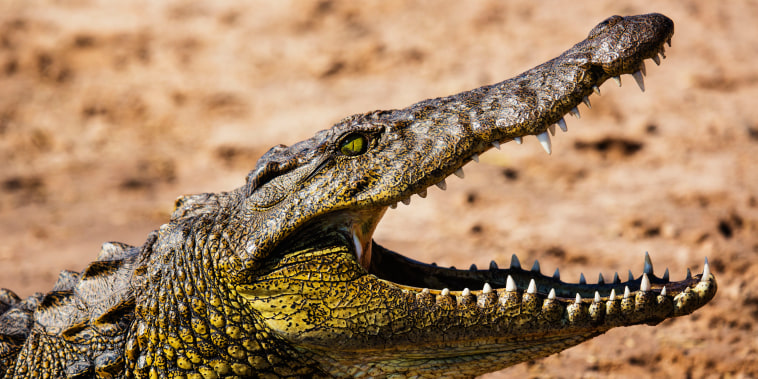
[1,1,757,377]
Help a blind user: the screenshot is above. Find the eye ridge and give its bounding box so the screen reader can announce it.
[338,132,370,157]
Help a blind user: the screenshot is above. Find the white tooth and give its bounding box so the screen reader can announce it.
[702,257,710,282]
[612,76,622,86]
[402,197,411,205]
[527,279,537,294]
[575,293,582,304]
[514,136,523,144]
[489,260,498,270]
[660,286,667,296]
[640,61,647,76]
[492,141,501,149]
[462,288,471,297]
[570,107,581,118]
[536,131,552,155]
[505,275,517,292]
[593,85,601,95]
[641,273,651,292]
[471,154,479,163]
[454,168,465,178]
[557,117,568,132]
[436,179,447,190]
[652,54,661,65]
[594,291,601,303]
[548,124,556,136]
[418,189,427,198]
[483,283,492,294]
[548,288,556,300]
[441,288,450,296]
[632,71,645,92]
[623,286,631,299]
[422,288,430,294]
[390,203,397,209]
[582,96,592,109]
[609,288,616,299]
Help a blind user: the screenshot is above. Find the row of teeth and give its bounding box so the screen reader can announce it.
[389,44,667,210]
[413,256,710,306]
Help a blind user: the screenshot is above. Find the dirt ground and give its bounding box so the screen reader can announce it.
[1,1,756,378]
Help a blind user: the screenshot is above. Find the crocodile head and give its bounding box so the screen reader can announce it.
[169,13,715,377]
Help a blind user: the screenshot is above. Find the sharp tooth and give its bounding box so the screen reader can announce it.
[553,268,560,280]
[492,141,501,149]
[514,136,523,144]
[639,61,647,76]
[662,268,669,282]
[702,257,710,282]
[548,124,556,136]
[652,54,661,65]
[613,272,620,284]
[390,203,398,209]
[418,189,427,198]
[593,85,601,95]
[531,260,541,273]
[666,38,672,47]
[632,71,645,92]
[582,96,592,109]
[628,270,634,282]
[510,254,521,269]
[436,179,447,190]
[402,197,411,205]
[686,268,692,280]
[641,273,651,292]
[579,273,586,285]
[569,107,581,118]
[471,154,479,163]
[575,293,582,304]
[441,288,450,296]
[454,168,465,178]
[536,131,552,155]
[609,288,616,299]
[489,260,498,271]
[527,279,537,294]
[643,252,654,275]
[594,291,601,303]
[469,264,478,272]
[462,288,471,297]
[505,275,517,292]
[661,286,667,296]
[659,46,666,59]
[548,288,556,300]
[557,117,567,132]
[483,283,492,294]
[623,286,631,299]
[612,76,622,86]
[597,273,605,285]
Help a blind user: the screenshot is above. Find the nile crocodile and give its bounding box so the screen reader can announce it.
[0,13,716,378]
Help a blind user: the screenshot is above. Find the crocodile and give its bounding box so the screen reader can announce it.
[0,13,716,378]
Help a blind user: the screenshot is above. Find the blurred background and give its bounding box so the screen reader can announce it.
[0,1,756,377]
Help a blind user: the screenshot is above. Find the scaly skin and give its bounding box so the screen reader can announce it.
[0,13,716,378]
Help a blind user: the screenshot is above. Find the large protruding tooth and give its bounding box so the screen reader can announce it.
[641,273,651,292]
[548,288,556,300]
[613,272,620,284]
[659,46,666,59]
[557,117,568,132]
[462,288,470,297]
[594,291,601,303]
[418,189,427,198]
[489,260,499,271]
[632,70,645,92]
[702,257,710,282]
[652,54,661,65]
[402,197,411,205]
[536,131,552,155]
[569,107,581,118]
[661,286,667,296]
[436,179,447,190]
[514,136,523,144]
[582,96,592,109]
[492,141,501,149]
[510,254,521,269]
[553,268,560,280]
[454,168,465,178]
[527,279,537,294]
[643,252,654,275]
[548,124,556,136]
[597,273,605,285]
[612,76,622,86]
[579,273,586,285]
[628,270,634,282]
[505,275,517,292]
[575,293,582,304]
[531,260,541,273]
[471,154,479,163]
[593,85,601,95]
[623,286,631,299]
[639,60,647,76]
[483,283,492,294]
[609,288,616,300]
[662,268,669,282]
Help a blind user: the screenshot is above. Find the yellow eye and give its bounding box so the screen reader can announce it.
[339,133,369,156]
